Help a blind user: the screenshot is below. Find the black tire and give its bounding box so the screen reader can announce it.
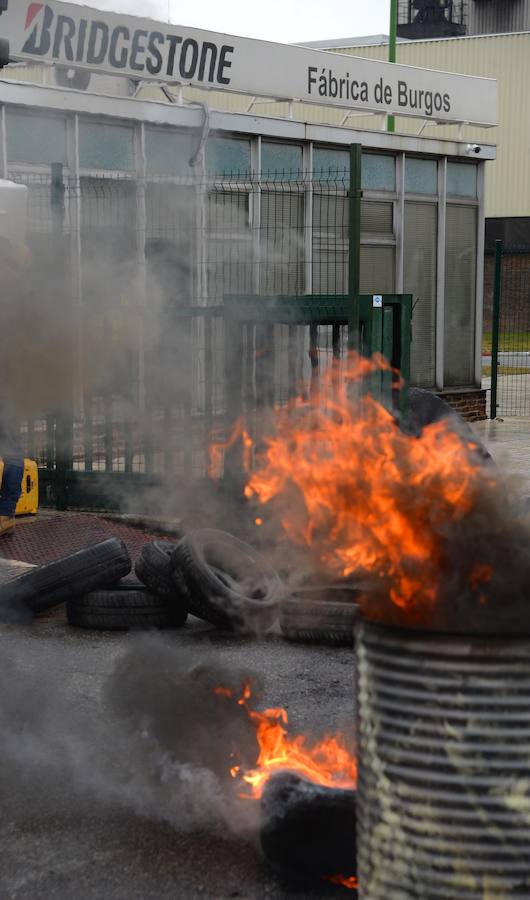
[261,772,357,884]
[134,540,189,605]
[67,581,186,630]
[69,583,159,610]
[407,387,492,464]
[0,538,131,620]
[280,587,360,645]
[171,529,281,632]
[67,606,178,631]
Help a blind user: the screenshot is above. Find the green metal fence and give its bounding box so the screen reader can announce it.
[489,240,530,418]
[5,145,411,512]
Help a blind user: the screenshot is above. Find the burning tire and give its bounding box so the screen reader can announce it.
[171,528,282,631]
[67,578,186,630]
[0,538,131,621]
[407,387,492,463]
[135,540,190,606]
[261,772,357,885]
[279,587,360,645]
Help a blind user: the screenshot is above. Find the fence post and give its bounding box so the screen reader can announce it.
[490,239,503,420]
[50,162,72,510]
[348,143,362,350]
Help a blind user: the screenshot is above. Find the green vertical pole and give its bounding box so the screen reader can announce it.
[370,303,383,400]
[348,143,362,350]
[382,305,394,405]
[490,240,503,420]
[387,0,398,133]
[50,162,71,510]
[50,163,65,234]
[398,293,412,415]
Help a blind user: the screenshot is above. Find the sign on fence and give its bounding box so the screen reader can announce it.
[2,1,498,127]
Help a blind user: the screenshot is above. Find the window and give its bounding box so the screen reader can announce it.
[312,193,348,294]
[206,137,251,176]
[404,202,437,386]
[362,154,395,192]
[261,143,302,180]
[145,182,196,404]
[80,178,138,395]
[447,162,478,198]
[79,121,134,171]
[361,201,393,234]
[207,191,252,299]
[360,247,395,294]
[6,109,66,165]
[405,158,437,195]
[146,128,194,177]
[260,191,304,295]
[444,205,477,385]
[313,147,349,179]
[360,199,395,294]
[145,182,195,304]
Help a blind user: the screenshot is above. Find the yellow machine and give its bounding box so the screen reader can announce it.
[0,458,39,516]
[0,186,37,517]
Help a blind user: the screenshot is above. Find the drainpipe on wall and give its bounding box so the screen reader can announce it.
[387,0,398,133]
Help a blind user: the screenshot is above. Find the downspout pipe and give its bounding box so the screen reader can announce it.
[387,0,398,133]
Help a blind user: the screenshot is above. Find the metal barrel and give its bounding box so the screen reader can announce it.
[355,619,530,899]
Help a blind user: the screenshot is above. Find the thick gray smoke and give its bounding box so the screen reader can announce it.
[0,636,262,835]
[0,168,262,525]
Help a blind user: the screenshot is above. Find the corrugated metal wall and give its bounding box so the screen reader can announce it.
[468,0,530,35]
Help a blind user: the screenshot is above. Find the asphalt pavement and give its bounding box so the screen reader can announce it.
[0,615,355,900]
[9,410,529,900]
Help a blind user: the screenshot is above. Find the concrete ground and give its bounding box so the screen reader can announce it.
[473,416,530,494]
[0,548,355,900]
[2,415,530,900]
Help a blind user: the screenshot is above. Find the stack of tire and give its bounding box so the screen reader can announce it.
[0,531,359,642]
[0,538,187,631]
[144,529,283,635]
[68,539,188,631]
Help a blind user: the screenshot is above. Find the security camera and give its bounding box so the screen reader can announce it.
[465,144,482,155]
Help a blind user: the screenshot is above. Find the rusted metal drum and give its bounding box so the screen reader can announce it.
[356,619,530,899]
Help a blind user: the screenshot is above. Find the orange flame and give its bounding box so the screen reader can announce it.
[469,563,493,592]
[238,353,492,616]
[327,874,359,891]
[216,683,357,800]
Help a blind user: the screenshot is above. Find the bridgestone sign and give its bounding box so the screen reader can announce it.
[2,1,498,127]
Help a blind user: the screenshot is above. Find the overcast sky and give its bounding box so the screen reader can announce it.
[68,0,391,44]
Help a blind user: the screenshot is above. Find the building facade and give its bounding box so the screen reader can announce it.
[1,76,491,399]
[0,4,499,490]
[300,30,527,230]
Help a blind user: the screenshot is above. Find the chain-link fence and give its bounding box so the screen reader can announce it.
[487,243,530,418]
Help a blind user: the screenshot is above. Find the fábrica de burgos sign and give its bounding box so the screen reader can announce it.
[2,1,498,127]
